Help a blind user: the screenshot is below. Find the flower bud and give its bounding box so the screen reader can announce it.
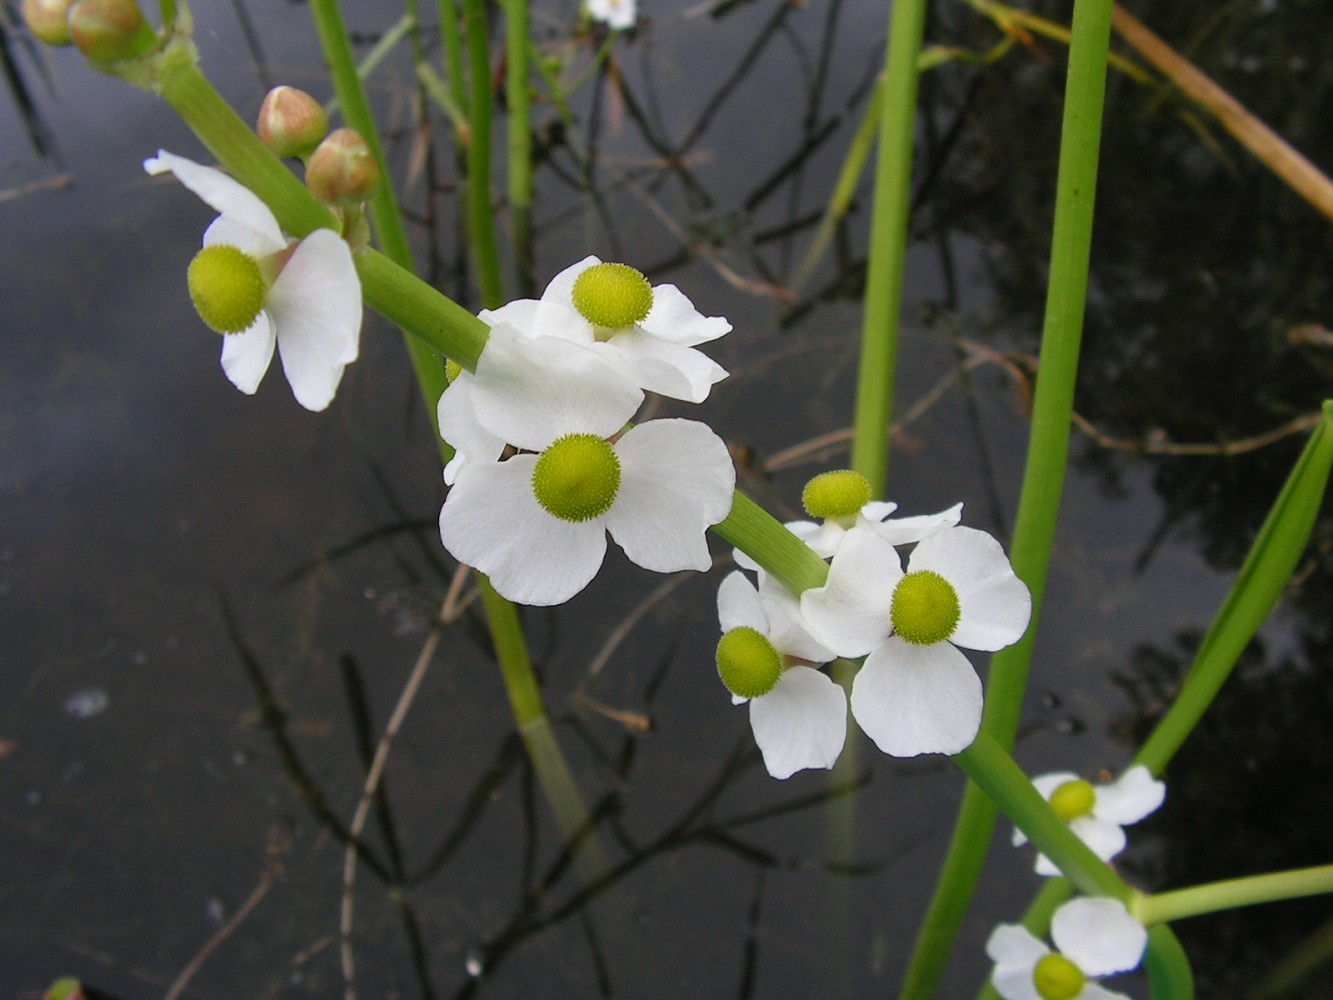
[22,0,76,46]
[257,86,329,160]
[305,127,381,206]
[67,0,153,63]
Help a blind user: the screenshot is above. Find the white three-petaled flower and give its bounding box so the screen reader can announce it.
[801,524,1030,757]
[987,897,1147,1000]
[439,325,734,606]
[717,570,844,779]
[145,150,362,412]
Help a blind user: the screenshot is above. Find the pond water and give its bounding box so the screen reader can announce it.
[3,0,1332,998]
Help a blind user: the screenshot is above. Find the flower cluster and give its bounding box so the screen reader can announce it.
[987,897,1147,1000]
[717,470,1032,777]
[437,259,735,606]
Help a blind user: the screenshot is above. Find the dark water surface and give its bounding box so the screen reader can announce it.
[3,1,1333,997]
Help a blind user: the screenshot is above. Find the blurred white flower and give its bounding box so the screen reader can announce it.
[986,897,1147,1000]
[1015,765,1166,876]
[588,0,637,31]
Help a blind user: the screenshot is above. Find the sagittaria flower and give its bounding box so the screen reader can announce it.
[716,570,844,779]
[145,150,362,412]
[986,897,1147,1000]
[587,0,637,31]
[1015,765,1166,877]
[479,255,730,403]
[439,326,735,606]
[800,524,1030,757]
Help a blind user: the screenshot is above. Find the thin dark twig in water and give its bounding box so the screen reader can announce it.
[340,593,457,1000]
[163,824,292,1000]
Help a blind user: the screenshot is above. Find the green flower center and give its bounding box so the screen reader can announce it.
[571,262,653,331]
[187,244,267,334]
[531,433,621,522]
[1032,953,1086,1000]
[890,570,961,646]
[716,626,783,699]
[1049,778,1097,821]
[802,469,872,521]
[444,358,463,385]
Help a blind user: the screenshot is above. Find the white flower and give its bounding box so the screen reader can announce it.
[716,570,844,779]
[1015,766,1166,877]
[438,326,735,606]
[145,150,361,412]
[587,0,637,30]
[800,524,1030,757]
[986,897,1147,1000]
[480,255,729,403]
[734,500,963,575]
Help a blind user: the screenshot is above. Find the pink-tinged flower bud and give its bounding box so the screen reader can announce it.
[67,0,153,63]
[22,0,76,46]
[257,86,329,160]
[305,127,381,206]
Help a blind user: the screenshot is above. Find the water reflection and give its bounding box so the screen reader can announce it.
[4,0,1333,997]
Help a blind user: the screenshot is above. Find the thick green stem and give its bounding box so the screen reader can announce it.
[848,0,927,491]
[898,0,1115,995]
[461,0,505,307]
[1138,866,1333,926]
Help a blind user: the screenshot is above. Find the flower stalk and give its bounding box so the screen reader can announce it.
[1137,866,1333,926]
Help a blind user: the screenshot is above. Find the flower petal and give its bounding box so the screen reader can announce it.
[748,666,847,779]
[869,501,962,546]
[541,255,599,308]
[436,373,506,484]
[481,297,593,345]
[469,324,642,450]
[602,419,735,573]
[146,150,286,254]
[639,283,731,345]
[1014,771,1081,847]
[219,313,276,395]
[757,576,834,663]
[850,637,982,757]
[799,527,901,658]
[440,456,607,606]
[1094,766,1165,826]
[985,924,1047,1000]
[1033,817,1126,877]
[266,229,362,410]
[718,570,767,633]
[1050,897,1147,977]
[908,526,1030,651]
[600,332,729,403]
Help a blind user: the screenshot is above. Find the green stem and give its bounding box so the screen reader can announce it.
[898,1,1115,995]
[461,0,505,308]
[503,0,534,295]
[1144,925,1195,1000]
[848,0,927,491]
[1138,866,1333,926]
[710,491,830,596]
[437,0,469,122]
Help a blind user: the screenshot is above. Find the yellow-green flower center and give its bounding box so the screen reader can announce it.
[890,570,961,646]
[716,626,783,699]
[187,244,267,334]
[531,433,621,522]
[444,358,463,385]
[1049,778,1097,821]
[802,469,872,521]
[571,262,653,331]
[1032,953,1086,1000]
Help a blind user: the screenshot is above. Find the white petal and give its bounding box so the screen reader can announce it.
[219,313,276,395]
[1077,983,1133,1000]
[718,570,767,633]
[602,419,735,573]
[1070,816,1129,862]
[601,332,728,403]
[799,527,901,657]
[481,297,593,344]
[850,638,982,757]
[1050,897,1147,977]
[146,150,286,253]
[1094,766,1166,826]
[1014,772,1081,848]
[639,283,731,345]
[440,456,607,606]
[985,924,1047,1000]
[266,229,362,411]
[908,526,1030,651]
[749,666,847,779]
[756,576,835,663]
[469,325,642,451]
[541,255,600,308]
[437,374,506,480]
[868,501,963,546]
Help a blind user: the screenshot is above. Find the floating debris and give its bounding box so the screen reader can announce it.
[63,687,109,719]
